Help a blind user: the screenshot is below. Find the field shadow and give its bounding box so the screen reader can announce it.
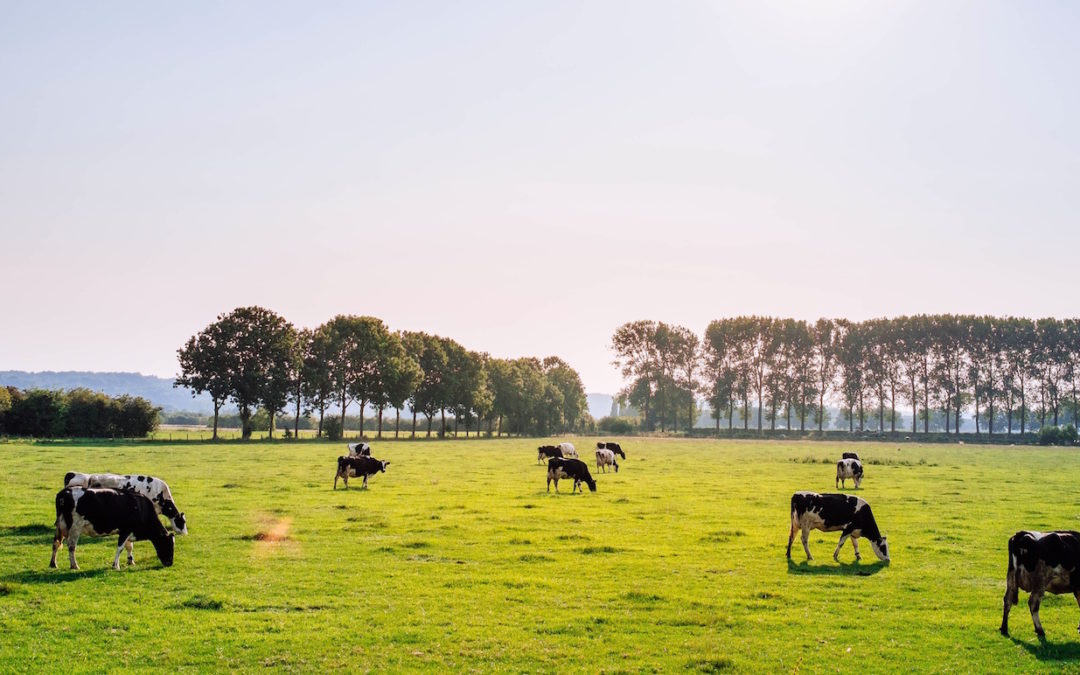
[3,568,109,584]
[0,524,53,538]
[786,559,887,576]
[1009,635,1080,661]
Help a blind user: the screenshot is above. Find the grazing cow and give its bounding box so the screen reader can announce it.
[787,491,889,563]
[348,442,371,457]
[557,442,578,458]
[51,487,175,570]
[334,455,389,489]
[64,472,187,535]
[836,458,864,489]
[595,448,620,473]
[547,457,596,493]
[841,451,860,461]
[596,441,626,459]
[537,445,563,463]
[1000,530,1080,637]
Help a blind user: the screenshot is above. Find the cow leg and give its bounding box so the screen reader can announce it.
[833,533,849,562]
[67,531,81,570]
[786,514,797,559]
[1030,590,1046,637]
[50,527,64,568]
[801,526,813,561]
[850,536,862,561]
[1001,569,1019,636]
[1074,592,1080,634]
[362,474,368,489]
[112,531,132,570]
[614,460,618,473]
[126,538,135,565]
[546,476,552,492]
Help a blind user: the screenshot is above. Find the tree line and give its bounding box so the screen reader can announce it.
[175,307,589,440]
[612,316,1080,436]
[0,387,160,438]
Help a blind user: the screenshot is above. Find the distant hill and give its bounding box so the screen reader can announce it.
[0,371,216,413]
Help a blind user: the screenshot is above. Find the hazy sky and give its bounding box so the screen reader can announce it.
[2,1,1078,394]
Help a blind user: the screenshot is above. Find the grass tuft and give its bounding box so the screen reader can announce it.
[181,596,224,610]
[686,657,733,672]
[581,545,620,554]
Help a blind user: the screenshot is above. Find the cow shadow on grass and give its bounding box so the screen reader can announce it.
[1008,635,1080,661]
[786,559,887,576]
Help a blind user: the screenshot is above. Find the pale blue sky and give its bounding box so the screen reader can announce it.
[2,1,1078,394]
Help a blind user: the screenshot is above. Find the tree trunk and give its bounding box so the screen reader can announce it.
[377,407,383,439]
[340,385,347,434]
[212,401,221,440]
[440,408,446,436]
[318,405,325,438]
[240,406,252,440]
[818,390,825,432]
[497,413,503,437]
[294,385,301,439]
[890,382,896,433]
[412,410,417,438]
[360,400,366,439]
[974,372,981,435]
[427,414,433,438]
[910,377,918,434]
[268,409,274,439]
[756,388,763,433]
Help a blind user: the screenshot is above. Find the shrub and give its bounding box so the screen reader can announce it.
[1061,424,1078,445]
[1038,425,1062,446]
[598,416,636,434]
[324,417,343,441]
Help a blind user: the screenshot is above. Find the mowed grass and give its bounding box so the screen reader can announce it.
[1,438,1079,672]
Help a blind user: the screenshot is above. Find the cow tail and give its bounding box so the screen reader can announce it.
[1005,535,1019,605]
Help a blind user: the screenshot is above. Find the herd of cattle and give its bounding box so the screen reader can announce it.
[44,442,1080,639]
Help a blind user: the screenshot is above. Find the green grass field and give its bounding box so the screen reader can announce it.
[1,437,1078,672]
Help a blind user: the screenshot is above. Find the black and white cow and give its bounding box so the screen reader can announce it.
[1000,530,1080,637]
[596,441,626,459]
[787,491,889,563]
[547,457,596,493]
[557,442,578,458]
[347,442,371,457]
[537,445,563,463]
[64,472,187,535]
[595,448,620,473]
[835,458,864,489]
[334,455,389,489]
[841,451,861,461]
[51,487,175,570]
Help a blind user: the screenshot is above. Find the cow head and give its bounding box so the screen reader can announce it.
[380,460,389,473]
[151,532,175,567]
[596,442,604,449]
[585,477,597,492]
[870,535,889,562]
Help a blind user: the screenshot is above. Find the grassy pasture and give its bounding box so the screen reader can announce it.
[1,438,1078,672]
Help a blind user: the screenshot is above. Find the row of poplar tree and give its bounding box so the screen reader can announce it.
[612,315,1080,435]
[175,307,589,439]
